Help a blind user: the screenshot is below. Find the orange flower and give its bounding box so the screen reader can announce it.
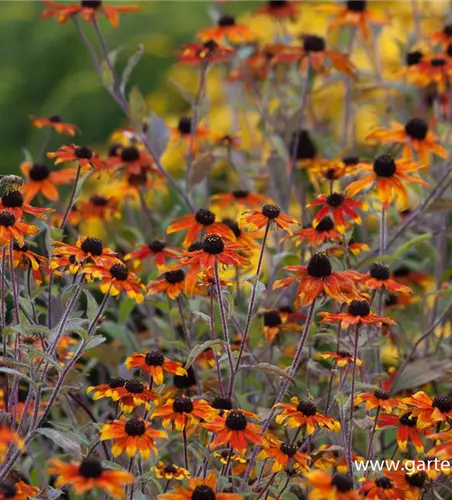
[152,394,218,433]
[403,391,452,429]
[275,397,340,435]
[414,54,452,93]
[211,190,267,209]
[346,154,427,209]
[77,195,120,220]
[311,157,359,184]
[307,193,363,233]
[319,1,386,41]
[100,417,167,460]
[7,241,48,285]
[87,377,126,402]
[361,263,412,295]
[319,350,364,368]
[355,390,407,414]
[124,240,180,270]
[125,350,186,385]
[196,14,256,44]
[203,409,264,454]
[241,203,299,235]
[154,461,190,481]
[221,218,262,253]
[20,161,76,203]
[262,309,302,343]
[254,0,301,19]
[107,145,154,175]
[30,114,78,136]
[0,211,39,247]
[0,427,24,461]
[257,438,310,473]
[429,24,452,47]
[47,458,133,499]
[0,190,53,221]
[306,470,360,499]
[0,479,37,500]
[426,430,452,460]
[159,470,241,500]
[359,476,405,500]
[171,116,211,153]
[385,469,428,500]
[147,270,189,300]
[179,40,236,64]
[47,144,106,170]
[366,119,447,166]
[291,217,343,247]
[377,412,426,453]
[347,239,370,256]
[42,1,139,28]
[83,263,145,303]
[167,208,234,248]
[109,379,157,413]
[319,299,396,328]
[273,253,359,307]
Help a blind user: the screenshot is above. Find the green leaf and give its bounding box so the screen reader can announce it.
[146,112,170,160]
[239,362,295,386]
[0,367,34,385]
[120,44,144,94]
[84,290,98,322]
[185,339,224,369]
[118,298,136,323]
[85,335,107,350]
[35,428,82,459]
[129,86,148,130]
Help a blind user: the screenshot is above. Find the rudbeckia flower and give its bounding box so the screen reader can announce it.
[106,145,154,175]
[211,190,267,209]
[429,23,452,46]
[87,377,126,402]
[221,219,262,252]
[257,438,310,473]
[262,309,302,343]
[77,195,120,221]
[47,144,106,170]
[0,189,53,221]
[291,217,343,247]
[171,116,210,153]
[154,462,190,481]
[42,1,139,28]
[20,162,76,203]
[346,154,427,209]
[125,350,186,385]
[0,211,39,247]
[426,430,452,460]
[241,203,299,235]
[361,263,412,295]
[47,458,133,499]
[0,480,35,500]
[147,270,190,300]
[359,476,404,500]
[30,114,78,136]
[0,427,24,461]
[403,391,452,429]
[355,390,407,414]
[100,417,167,460]
[413,55,452,93]
[306,470,359,499]
[385,469,428,500]
[319,299,396,328]
[307,193,363,233]
[179,40,236,64]
[275,397,340,435]
[124,240,180,270]
[319,350,364,368]
[196,14,256,44]
[7,241,48,285]
[377,412,426,453]
[111,379,157,413]
[254,0,301,19]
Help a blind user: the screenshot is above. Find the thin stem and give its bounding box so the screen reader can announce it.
[26,267,38,324]
[183,426,189,470]
[210,292,225,397]
[60,162,82,230]
[380,206,387,256]
[177,296,192,350]
[366,407,380,463]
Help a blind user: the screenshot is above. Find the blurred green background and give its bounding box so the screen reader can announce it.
[2,1,254,174]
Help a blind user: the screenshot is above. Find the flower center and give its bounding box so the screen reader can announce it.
[374,476,392,489]
[296,400,317,416]
[148,240,166,253]
[291,130,317,160]
[303,35,326,53]
[109,264,129,281]
[90,195,108,206]
[164,270,185,284]
[74,146,93,159]
[0,482,17,498]
[342,156,359,166]
[78,458,103,479]
[399,412,417,427]
[373,155,396,177]
[109,377,126,389]
[269,0,288,7]
[121,146,140,162]
[13,241,28,252]
[1,190,23,208]
[444,24,452,35]
[347,0,366,11]
[81,0,102,8]
[374,390,391,401]
[49,115,62,122]
[124,380,144,394]
[80,237,104,256]
[405,471,427,488]
[369,263,390,281]
[195,208,216,226]
[145,350,165,366]
[225,410,247,430]
[173,396,194,414]
[29,163,50,181]
[202,234,224,255]
[432,396,452,413]
[178,117,192,135]
[173,366,196,389]
[218,14,235,26]
[0,211,16,227]
[326,193,344,208]
[406,50,423,66]
[125,417,146,436]
[307,253,332,278]
[262,204,281,220]
[331,474,354,492]
[211,396,233,411]
[337,350,352,358]
[222,218,241,238]
[232,190,249,199]
[280,442,297,457]
[430,58,446,67]
[263,311,282,327]
[405,118,428,141]
[192,485,216,500]
[315,216,334,232]
[165,464,178,474]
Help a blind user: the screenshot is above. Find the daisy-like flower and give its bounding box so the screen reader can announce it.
[275,397,340,435]
[430,24,452,46]
[107,145,153,175]
[426,430,452,460]
[213,450,248,475]
[307,470,360,500]
[125,350,186,385]
[319,1,386,41]
[319,299,397,328]
[385,469,428,500]
[124,240,180,270]
[171,116,211,153]
[179,40,236,64]
[211,190,267,209]
[291,217,343,247]
[311,157,358,185]
[347,238,370,256]
[7,241,48,281]
[147,270,189,300]
[20,162,76,203]
[0,427,24,461]
[361,263,412,295]
[0,480,32,500]
[319,350,364,368]
[154,462,190,481]
[167,208,234,248]
[42,1,139,28]
[77,195,120,221]
[221,219,262,253]
[262,309,302,343]
[0,211,39,247]
[47,458,133,500]
[346,154,427,209]
[83,263,146,303]
[414,54,452,93]
[241,203,299,235]
[87,377,126,402]
[254,0,300,19]
[366,118,447,166]
[203,409,264,454]
[152,394,218,433]
[273,253,359,307]
[100,417,167,460]
[403,391,452,429]
[29,114,78,136]
[0,189,53,221]
[47,144,106,170]
[377,412,426,453]
[159,470,241,500]
[355,390,407,414]
[111,379,157,413]
[257,438,310,473]
[308,193,363,233]
[196,14,255,44]
[359,476,404,500]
